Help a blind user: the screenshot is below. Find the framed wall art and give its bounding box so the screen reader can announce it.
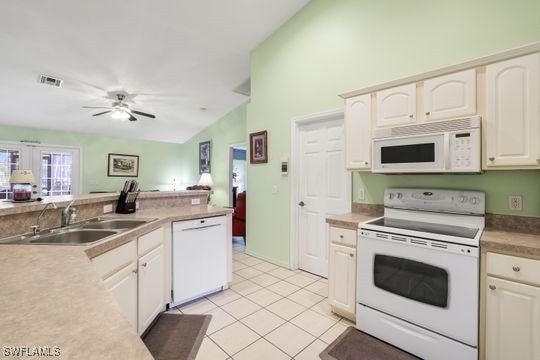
[250,130,268,164]
[108,153,139,177]
[199,140,211,174]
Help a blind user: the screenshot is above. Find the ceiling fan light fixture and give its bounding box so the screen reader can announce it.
[111,108,129,120]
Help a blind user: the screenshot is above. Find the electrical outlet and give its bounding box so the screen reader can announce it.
[508,195,523,211]
[358,188,365,201]
[103,204,113,213]
[191,198,201,205]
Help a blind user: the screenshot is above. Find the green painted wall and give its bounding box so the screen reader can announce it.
[247,0,540,265]
[0,124,183,193]
[180,103,247,206]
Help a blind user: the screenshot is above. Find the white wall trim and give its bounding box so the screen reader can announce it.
[340,41,540,99]
[289,108,348,270]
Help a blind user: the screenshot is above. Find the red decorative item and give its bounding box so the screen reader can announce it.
[232,191,246,241]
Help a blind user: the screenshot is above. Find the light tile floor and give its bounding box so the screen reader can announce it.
[169,238,354,360]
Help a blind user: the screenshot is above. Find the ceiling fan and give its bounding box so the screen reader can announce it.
[83,92,156,121]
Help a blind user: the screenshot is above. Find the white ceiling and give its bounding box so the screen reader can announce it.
[0,0,309,143]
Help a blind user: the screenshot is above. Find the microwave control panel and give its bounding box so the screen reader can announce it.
[449,129,481,172]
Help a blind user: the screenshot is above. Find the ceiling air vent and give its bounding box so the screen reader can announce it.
[232,78,251,96]
[38,74,63,88]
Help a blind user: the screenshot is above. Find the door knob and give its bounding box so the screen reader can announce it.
[298,201,305,207]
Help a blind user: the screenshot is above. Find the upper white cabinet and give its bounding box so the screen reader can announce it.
[376,83,416,127]
[486,53,540,167]
[345,94,371,170]
[423,69,477,121]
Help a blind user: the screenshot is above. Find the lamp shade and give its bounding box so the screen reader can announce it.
[198,173,214,187]
[10,170,36,184]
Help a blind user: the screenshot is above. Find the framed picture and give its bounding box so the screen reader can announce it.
[108,153,139,177]
[199,140,211,174]
[250,130,268,164]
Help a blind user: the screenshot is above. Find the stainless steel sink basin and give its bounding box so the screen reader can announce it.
[81,219,150,230]
[0,217,156,246]
[28,229,118,245]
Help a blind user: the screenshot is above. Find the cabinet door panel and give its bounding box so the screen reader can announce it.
[103,262,138,330]
[486,53,540,167]
[424,69,476,121]
[376,84,416,127]
[329,243,356,315]
[486,276,540,360]
[138,244,165,335]
[345,94,371,169]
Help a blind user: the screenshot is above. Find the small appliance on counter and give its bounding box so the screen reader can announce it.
[9,170,38,202]
[116,180,140,214]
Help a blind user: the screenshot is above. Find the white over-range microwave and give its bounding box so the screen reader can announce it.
[372,116,481,173]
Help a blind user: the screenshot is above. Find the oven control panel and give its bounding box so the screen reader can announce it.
[384,188,485,215]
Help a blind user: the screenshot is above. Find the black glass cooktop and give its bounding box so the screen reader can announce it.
[367,217,479,239]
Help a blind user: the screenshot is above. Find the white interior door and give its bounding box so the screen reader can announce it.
[297,117,351,277]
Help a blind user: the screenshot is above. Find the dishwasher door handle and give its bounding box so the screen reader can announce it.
[181,224,222,232]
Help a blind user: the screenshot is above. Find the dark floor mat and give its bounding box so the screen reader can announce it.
[142,313,211,360]
[320,326,420,360]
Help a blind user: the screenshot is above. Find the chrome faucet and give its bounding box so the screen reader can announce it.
[61,200,77,227]
[32,202,57,235]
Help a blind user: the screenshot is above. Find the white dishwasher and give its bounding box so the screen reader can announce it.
[171,215,227,306]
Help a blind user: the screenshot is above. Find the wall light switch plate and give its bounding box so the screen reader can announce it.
[358,188,365,201]
[272,185,279,194]
[191,198,201,205]
[103,204,113,213]
[508,195,523,211]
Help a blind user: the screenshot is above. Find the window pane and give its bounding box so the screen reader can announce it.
[0,149,21,199]
[40,151,73,196]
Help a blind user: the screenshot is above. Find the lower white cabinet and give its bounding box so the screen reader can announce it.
[92,226,167,335]
[138,244,165,335]
[484,252,540,360]
[328,229,357,321]
[486,276,540,360]
[103,261,138,330]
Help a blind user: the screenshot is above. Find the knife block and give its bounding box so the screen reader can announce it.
[116,191,138,214]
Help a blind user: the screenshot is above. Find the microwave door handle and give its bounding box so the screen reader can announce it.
[444,133,451,170]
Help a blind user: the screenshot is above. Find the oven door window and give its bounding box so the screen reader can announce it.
[373,255,448,308]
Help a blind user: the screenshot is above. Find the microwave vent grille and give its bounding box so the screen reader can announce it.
[373,116,481,139]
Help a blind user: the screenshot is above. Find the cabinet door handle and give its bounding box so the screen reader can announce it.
[364,161,369,165]
[425,111,430,116]
[409,114,414,119]
[132,269,138,274]
[349,253,354,257]
[142,263,147,268]
[489,157,495,161]
[339,235,344,239]
[512,266,520,272]
[489,285,496,290]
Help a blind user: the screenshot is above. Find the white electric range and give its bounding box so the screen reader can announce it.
[357,188,485,360]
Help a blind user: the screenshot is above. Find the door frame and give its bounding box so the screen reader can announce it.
[0,140,83,195]
[289,109,350,270]
[228,143,247,207]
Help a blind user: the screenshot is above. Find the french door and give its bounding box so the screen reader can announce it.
[0,142,81,199]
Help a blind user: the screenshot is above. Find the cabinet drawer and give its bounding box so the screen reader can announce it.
[329,226,357,247]
[138,227,165,256]
[487,252,540,286]
[92,240,137,279]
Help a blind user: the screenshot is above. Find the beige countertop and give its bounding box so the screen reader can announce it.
[480,229,540,258]
[0,190,209,216]
[0,205,232,359]
[326,212,379,230]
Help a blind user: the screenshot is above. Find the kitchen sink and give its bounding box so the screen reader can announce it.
[81,219,150,230]
[0,217,156,246]
[28,229,119,245]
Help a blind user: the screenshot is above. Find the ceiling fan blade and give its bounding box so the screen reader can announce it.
[131,110,156,119]
[92,110,112,116]
[126,111,138,122]
[83,106,111,109]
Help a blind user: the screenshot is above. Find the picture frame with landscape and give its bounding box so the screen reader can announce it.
[108,153,139,177]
